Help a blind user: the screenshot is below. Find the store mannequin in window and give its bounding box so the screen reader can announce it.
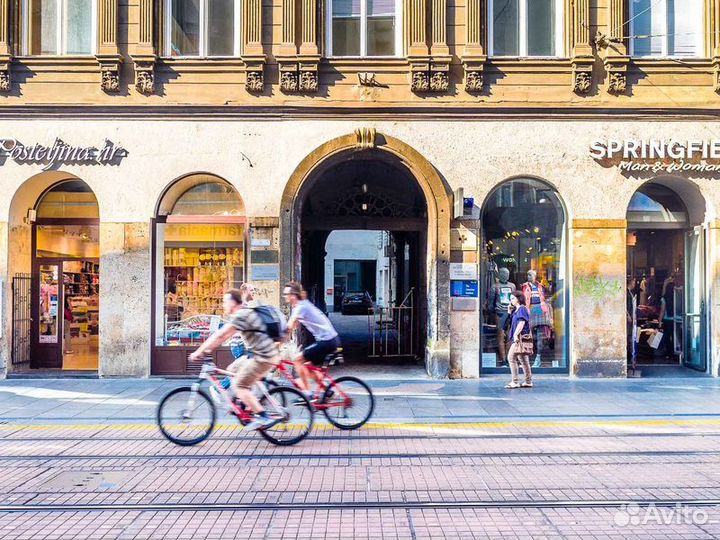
[522,270,552,368]
[488,267,516,365]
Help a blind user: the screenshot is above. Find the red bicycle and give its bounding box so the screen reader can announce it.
[270,346,375,430]
[157,360,314,446]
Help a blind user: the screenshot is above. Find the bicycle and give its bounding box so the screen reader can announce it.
[272,345,375,430]
[156,360,314,446]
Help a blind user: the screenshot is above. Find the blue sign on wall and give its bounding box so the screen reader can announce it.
[451,280,478,298]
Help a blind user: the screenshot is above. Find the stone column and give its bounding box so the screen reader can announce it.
[99,223,151,377]
[461,0,486,92]
[571,0,593,94]
[429,0,450,91]
[604,0,629,95]
[407,0,431,92]
[131,0,156,95]
[242,0,266,92]
[0,0,11,92]
[708,221,720,376]
[449,224,480,378]
[96,0,122,93]
[570,220,627,378]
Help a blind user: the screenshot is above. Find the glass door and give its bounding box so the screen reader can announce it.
[683,227,706,371]
[31,262,63,369]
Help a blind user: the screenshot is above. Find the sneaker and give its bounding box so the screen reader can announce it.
[520,382,534,388]
[504,382,521,389]
[209,385,224,406]
[245,411,280,431]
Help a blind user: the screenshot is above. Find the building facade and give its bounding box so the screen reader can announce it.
[1,0,720,379]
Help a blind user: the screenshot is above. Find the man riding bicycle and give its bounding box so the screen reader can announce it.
[189,284,282,430]
[283,281,341,399]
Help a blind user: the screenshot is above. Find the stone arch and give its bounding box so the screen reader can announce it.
[154,172,246,217]
[280,131,454,377]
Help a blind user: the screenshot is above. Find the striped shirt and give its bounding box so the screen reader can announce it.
[230,307,279,361]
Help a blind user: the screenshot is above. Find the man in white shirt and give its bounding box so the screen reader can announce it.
[284,281,340,397]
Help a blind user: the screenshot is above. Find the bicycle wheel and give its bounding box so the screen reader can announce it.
[157,386,216,446]
[257,386,314,446]
[322,376,375,430]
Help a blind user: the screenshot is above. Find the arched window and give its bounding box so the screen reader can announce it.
[153,175,246,371]
[480,178,567,373]
[627,184,688,226]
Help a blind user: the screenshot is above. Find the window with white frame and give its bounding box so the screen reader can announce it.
[166,0,241,57]
[489,0,563,57]
[630,0,704,58]
[328,0,401,57]
[23,0,97,55]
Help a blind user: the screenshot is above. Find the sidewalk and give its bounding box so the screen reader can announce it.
[1,375,719,424]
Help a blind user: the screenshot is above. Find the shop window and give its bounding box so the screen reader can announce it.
[154,176,246,349]
[166,0,241,57]
[489,0,564,57]
[481,178,567,372]
[23,0,97,55]
[328,0,401,57]
[630,0,704,58]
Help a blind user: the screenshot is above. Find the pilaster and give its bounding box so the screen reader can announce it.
[603,0,629,95]
[242,0,266,93]
[96,0,122,93]
[131,0,156,95]
[571,0,593,94]
[0,0,10,92]
[461,0,486,92]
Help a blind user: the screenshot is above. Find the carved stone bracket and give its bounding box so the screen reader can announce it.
[246,67,265,93]
[133,57,155,95]
[572,59,593,95]
[279,63,298,92]
[354,127,377,150]
[97,55,122,94]
[278,60,319,93]
[604,57,629,95]
[714,57,720,94]
[299,61,319,93]
[411,60,450,94]
[462,57,486,93]
[0,55,11,92]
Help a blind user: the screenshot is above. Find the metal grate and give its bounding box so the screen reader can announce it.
[12,273,31,366]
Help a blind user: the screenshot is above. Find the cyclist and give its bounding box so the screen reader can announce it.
[189,285,282,430]
[283,281,340,399]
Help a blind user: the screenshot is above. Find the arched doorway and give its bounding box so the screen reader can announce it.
[151,174,247,375]
[626,180,707,375]
[480,178,568,374]
[280,132,452,377]
[31,180,100,370]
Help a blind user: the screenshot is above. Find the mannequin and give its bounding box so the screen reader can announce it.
[522,270,551,368]
[488,267,516,365]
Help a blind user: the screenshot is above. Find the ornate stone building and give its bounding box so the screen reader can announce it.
[1,1,720,379]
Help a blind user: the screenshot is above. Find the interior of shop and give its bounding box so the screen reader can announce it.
[626,183,706,374]
[480,178,567,372]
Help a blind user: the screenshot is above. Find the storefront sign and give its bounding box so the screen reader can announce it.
[451,280,478,298]
[590,139,720,174]
[449,263,477,280]
[0,138,127,171]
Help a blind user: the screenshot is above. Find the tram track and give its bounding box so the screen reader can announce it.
[1,498,720,514]
[1,448,719,462]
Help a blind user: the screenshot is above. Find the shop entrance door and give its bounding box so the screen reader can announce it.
[31,261,62,369]
[683,227,706,371]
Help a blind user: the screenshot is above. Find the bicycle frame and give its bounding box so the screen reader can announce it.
[272,359,353,411]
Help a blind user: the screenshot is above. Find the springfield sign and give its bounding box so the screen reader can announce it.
[590,139,720,173]
[0,138,126,171]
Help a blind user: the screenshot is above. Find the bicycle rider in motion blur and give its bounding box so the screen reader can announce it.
[284,281,341,400]
[189,284,281,430]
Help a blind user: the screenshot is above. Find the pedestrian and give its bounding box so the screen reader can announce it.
[63,297,74,355]
[627,275,638,372]
[505,291,533,389]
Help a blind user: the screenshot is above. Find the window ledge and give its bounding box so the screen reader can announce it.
[14,55,100,73]
[322,57,408,71]
[631,57,713,72]
[488,57,573,72]
[157,57,246,73]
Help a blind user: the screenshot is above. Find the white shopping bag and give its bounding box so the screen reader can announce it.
[648,330,664,349]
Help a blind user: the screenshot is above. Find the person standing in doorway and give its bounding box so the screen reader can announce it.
[627,276,638,372]
[488,267,516,365]
[63,297,74,355]
[505,291,533,389]
[658,275,676,359]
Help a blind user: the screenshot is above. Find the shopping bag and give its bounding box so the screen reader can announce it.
[648,330,664,349]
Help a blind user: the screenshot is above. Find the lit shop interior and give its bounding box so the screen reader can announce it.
[480,178,567,373]
[152,175,246,374]
[34,180,99,370]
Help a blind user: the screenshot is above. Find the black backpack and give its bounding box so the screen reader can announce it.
[251,305,288,342]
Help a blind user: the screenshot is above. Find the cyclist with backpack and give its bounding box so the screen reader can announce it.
[189,284,287,430]
[284,281,341,399]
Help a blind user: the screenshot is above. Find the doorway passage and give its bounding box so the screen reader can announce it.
[297,155,427,369]
[626,183,706,375]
